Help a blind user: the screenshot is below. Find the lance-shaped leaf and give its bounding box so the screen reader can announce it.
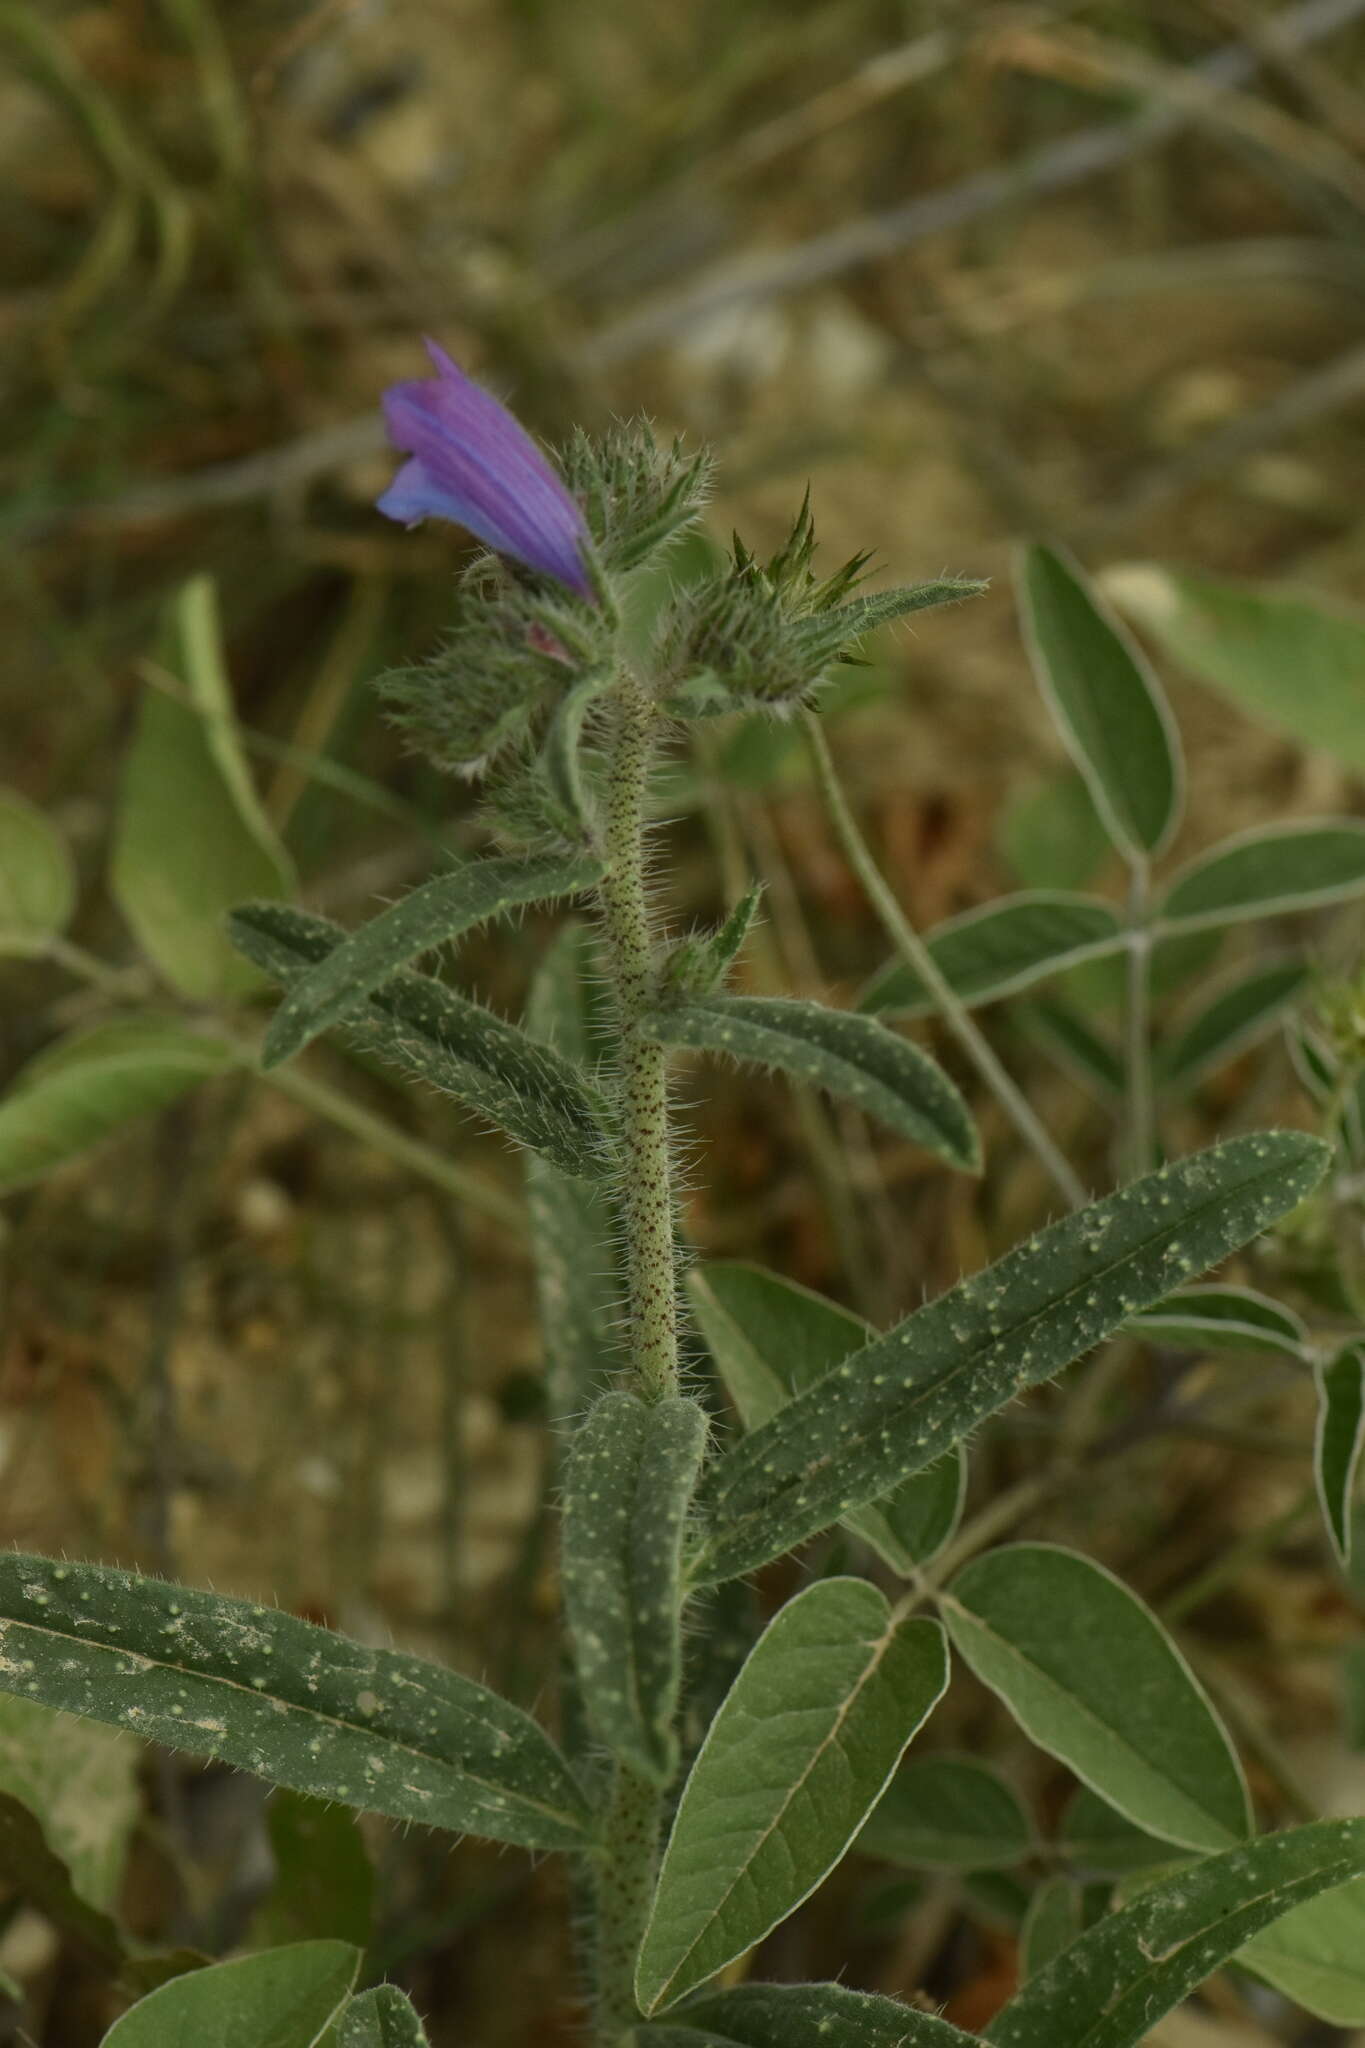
[1238,1874,1365,2024]
[859,1755,1033,1871]
[1157,820,1365,933]
[640,996,979,1171]
[104,1939,360,2048]
[1123,1282,1309,1360]
[689,1263,965,1576]
[1019,1878,1082,1982]
[985,1820,1365,2048]
[1316,1341,1365,1566]
[562,1393,709,1781]
[1104,561,1365,776]
[261,853,603,1070]
[832,576,989,640]
[0,789,76,953]
[859,894,1123,1019]
[0,1553,591,1850]
[664,885,764,998]
[637,1980,978,2046]
[523,925,622,1417]
[1160,956,1308,1090]
[943,1545,1250,1853]
[112,575,294,1001]
[693,1133,1328,1582]
[1013,999,1124,1100]
[1017,543,1182,863]
[0,1016,234,1196]
[338,1986,432,2047]
[231,902,611,1180]
[635,1584,948,2014]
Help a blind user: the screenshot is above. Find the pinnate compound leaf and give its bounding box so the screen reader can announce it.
[985,1820,1365,2048]
[859,1755,1033,1871]
[1123,1282,1308,1359]
[248,1791,373,1951]
[1017,543,1182,862]
[112,575,294,1001]
[1316,1341,1365,1566]
[563,1393,709,1781]
[261,852,602,1070]
[230,902,611,1180]
[635,1584,948,2014]
[337,1985,432,2046]
[0,1016,234,1195]
[1237,1874,1365,2024]
[943,1544,1250,1853]
[694,1133,1328,1582]
[1104,561,1365,775]
[688,1262,965,1575]
[859,894,1123,1018]
[0,1696,137,1913]
[0,1553,591,1850]
[641,996,979,1171]
[1161,956,1308,1089]
[1158,820,1365,932]
[104,1939,359,2048]
[0,789,76,952]
[637,1980,977,2046]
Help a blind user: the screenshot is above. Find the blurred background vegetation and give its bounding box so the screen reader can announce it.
[5,1,1365,2041]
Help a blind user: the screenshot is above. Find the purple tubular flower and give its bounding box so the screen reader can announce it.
[377,339,593,599]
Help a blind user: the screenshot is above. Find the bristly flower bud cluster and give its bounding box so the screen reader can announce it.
[652,493,983,718]
[559,421,714,573]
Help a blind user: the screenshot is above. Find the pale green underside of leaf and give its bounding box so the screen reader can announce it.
[0,788,76,951]
[636,1583,948,2013]
[1105,561,1365,775]
[1238,1873,1365,2024]
[637,1980,977,2046]
[986,1822,1365,2048]
[104,1940,360,2048]
[859,894,1124,1019]
[0,1553,591,1850]
[562,1393,708,1781]
[1157,821,1365,932]
[1018,543,1182,862]
[1315,1342,1365,1565]
[640,995,979,1170]
[693,1133,1328,1582]
[231,901,612,1180]
[262,851,603,1069]
[942,1543,1251,1854]
[688,1262,966,1575]
[0,1016,234,1195]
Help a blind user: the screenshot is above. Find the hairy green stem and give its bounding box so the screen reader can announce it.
[1123,862,1156,1181]
[593,1761,664,2039]
[598,670,680,1405]
[802,715,1087,1211]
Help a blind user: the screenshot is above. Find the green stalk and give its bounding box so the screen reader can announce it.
[802,715,1086,1211]
[1123,861,1156,1181]
[593,1762,665,2042]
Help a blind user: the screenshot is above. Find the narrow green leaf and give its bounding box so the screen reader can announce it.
[1158,820,1365,932]
[1238,1874,1365,2024]
[859,894,1123,1019]
[543,674,610,841]
[636,1585,948,2014]
[1123,1282,1309,1359]
[0,1790,124,1965]
[230,902,611,1180]
[688,1262,966,1575]
[337,1985,432,2047]
[0,1016,233,1195]
[942,1544,1250,1853]
[523,925,622,1416]
[0,1553,592,1849]
[1020,1878,1082,1981]
[833,577,989,639]
[1104,561,1365,775]
[104,1940,359,2048]
[1012,999,1124,1099]
[0,789,76,952]
[694,1133,1328,1582]
[1161,956,1308,1089]
[562,1393,709,1781]
[999,770,1109,892]
[1316,1341,1365,1566]
[641,996,979,1171]
[986,1820,1365,2048]
[637,1980,977,2047]
[664,886,764,998]
[1017,544,1182,862]
[261,852,602,1070]
[1056,1785,1169,1877]
[248,1791,373,1951]
[111,576,294,1000]
[0,1697,137,1913]
[859,1755,1033,1870]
